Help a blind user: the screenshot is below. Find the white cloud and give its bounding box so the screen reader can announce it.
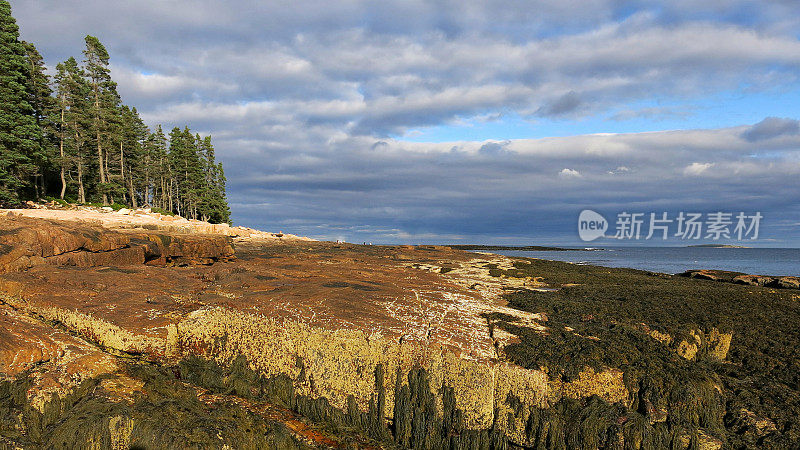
[559,168,583,178]
[608,166,631,174]
[683,162,715,176]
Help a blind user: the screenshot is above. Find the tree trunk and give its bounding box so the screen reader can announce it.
[105,150,113,204]
[97,137,106,204]
[77,160,85,204]
[120,140,127,205]
[128,178,137,208]
[74,128,86,204]
[93,83,107,205]
[144,163,150,207]
[59,108,66,199]
[160,176,166,209]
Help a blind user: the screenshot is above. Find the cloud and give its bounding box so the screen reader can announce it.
[683,162,715,176]
[537,91,583,117]
[742,117,800,142]
[559,168,583,178]
[608,166,631,175]
[478,141,512,156]
[9,2,800,245]
[215,121,800,244]
[611,106,692,121]
[15,2,800,137]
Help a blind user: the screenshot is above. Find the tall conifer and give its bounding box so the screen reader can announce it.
[0,0,40,205]
[83,35,119,205]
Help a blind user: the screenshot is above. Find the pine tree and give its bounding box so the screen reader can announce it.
[0,0,41,205]
[167,127,182,213]
[21,40,54,198]
[0,7,231,219]
[54,57,91,203]
[214,161,231,224]
[198,136,230,223]
[83,35,119,205]
[145,125,168,208]
[118,105,148,207]
[54,60,73,199]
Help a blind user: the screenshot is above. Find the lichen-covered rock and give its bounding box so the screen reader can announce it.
[675,328,732,361]
[677,329,702,360]
[6,212,742,447]
[705,327,732,361]
[0,305,122,411]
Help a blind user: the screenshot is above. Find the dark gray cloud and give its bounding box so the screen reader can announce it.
[742,117,800,142]
[9,1,800,245]
[220,125,800,245]
[536,91,582,117]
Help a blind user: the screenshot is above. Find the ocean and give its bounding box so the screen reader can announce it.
[487,247,800,276]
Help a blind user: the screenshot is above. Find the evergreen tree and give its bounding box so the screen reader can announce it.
[145,125,168,208]
[83,35,119,205]
[214,161,230,224]
[21,40,54,198]
[0,0,41,205]
[168,126,203,218]
[198,136,230,223]
[54,57,91,203]
[54,60,73,199]
[0,6,231,220]
[118,105,148,207]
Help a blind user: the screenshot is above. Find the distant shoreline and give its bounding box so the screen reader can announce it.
[686,244,750,248]
[447,244,597,251]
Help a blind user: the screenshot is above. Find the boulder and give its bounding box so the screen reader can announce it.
[773,276,800,290]
[0,215,235,272]
[680,269,722,281]
[732,274,774,286]
[706,328,732,361]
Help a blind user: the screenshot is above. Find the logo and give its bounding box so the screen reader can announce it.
[578,210,608,241]
[577,210,762,241]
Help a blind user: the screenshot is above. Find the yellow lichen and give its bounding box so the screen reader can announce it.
[108,415,134,450]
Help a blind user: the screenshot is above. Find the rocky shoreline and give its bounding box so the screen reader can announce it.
[679,269,800,290]
[1,207,798,448]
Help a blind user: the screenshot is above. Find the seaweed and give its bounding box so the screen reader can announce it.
[488,257,800,447]
[0,362,311,449]
[177,356,514,449]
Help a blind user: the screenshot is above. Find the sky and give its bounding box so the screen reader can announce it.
[11,0,800,246]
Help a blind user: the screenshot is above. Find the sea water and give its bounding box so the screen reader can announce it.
[488,247,800,276]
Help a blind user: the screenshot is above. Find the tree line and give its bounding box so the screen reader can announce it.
[0,1,230,223]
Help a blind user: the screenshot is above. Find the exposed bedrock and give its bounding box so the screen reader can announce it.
[0,214,234,272]
[172,306,628,445]
[0,212,742,448]
[679,269,800,290]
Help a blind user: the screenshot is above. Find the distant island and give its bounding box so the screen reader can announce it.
[447,244,598,251]
[687,244,750,248]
